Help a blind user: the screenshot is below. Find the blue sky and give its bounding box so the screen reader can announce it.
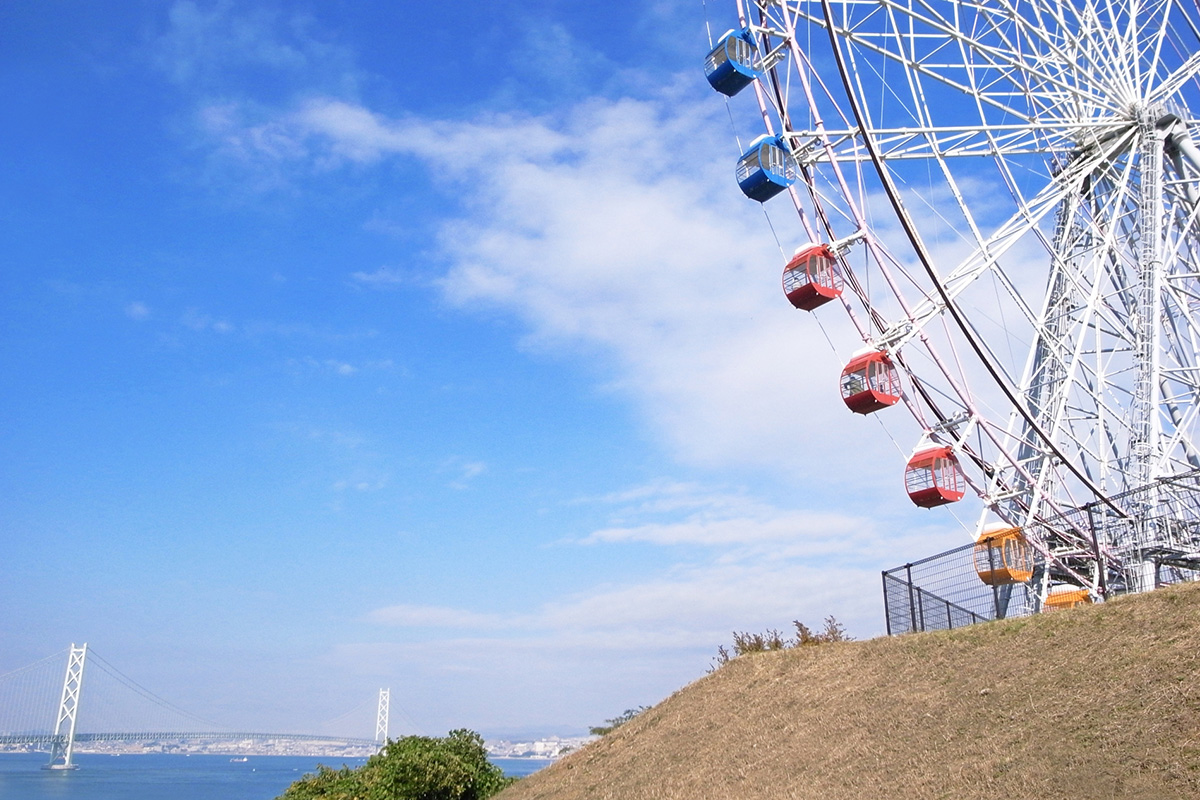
[1,0,972,738]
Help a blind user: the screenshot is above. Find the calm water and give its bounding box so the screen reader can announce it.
[0,753,547,800]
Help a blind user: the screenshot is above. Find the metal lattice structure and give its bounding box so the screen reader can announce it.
[709,0,1200,600]
[45,643,87,770]
[376,688,390,744]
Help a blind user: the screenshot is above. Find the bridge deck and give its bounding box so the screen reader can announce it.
[0,732,379,747]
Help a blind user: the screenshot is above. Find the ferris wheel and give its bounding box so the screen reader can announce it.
[705,0,1200,602]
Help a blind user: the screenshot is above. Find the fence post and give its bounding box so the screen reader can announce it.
[882,571,893,636]
[987,538,1001,620]
[1086,503,1108,598]
[946,598,953,630]
[905,564,918,633]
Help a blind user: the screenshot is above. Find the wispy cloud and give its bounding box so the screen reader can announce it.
[285,356,376,377]
[347,553,891,733]
[179,76,982,732]
[203,92,908,486]
[441,458,488,490]
[582,512,860,547]
[181,307,235,333]
[367,604,504,629]
[125,301,151,320]
[349,266,412,288]
[364,479,958,637]
[332,475,388,493]
[364,559,878,636]
[152,1,362,94]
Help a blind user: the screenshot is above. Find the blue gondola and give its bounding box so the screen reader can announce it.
[736,135,796,202]
[704,28,762,97]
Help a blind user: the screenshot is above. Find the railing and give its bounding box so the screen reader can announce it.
[882,472,1200,635]
[882,538,1035,635]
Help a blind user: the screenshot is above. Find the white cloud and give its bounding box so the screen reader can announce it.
[350,266,411,288]
[187,86,990,733]
[367,604,504,629]
[270,94,894,486]
[343,553,894,733]
[172,32,1039,505]
[364,479,959,635]
[125,301,151,320]
[440,458,488,490]
[582,512,860,547]
[345,499,962,733]
[331,475,387,493]
[181,307,234,333]
[153,1,362,94]
[360,559,882,652]
[459,461,487,480]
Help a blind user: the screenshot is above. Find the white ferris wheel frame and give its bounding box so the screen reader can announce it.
[724,0,1200,598]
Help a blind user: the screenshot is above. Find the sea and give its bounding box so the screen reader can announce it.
[0,753,549,800]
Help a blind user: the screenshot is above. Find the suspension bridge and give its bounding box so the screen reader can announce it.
[0,644,391,770]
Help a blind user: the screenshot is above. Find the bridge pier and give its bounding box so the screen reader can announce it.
[376,688,390,744]
[43,643,87,770]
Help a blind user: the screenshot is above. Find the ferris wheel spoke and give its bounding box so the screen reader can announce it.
[789,120,1124,166]
[990,0,1149,111]
[828,0,1130,121]
[1152,51,1200,104]
[957,0,1123,123]
[861,145,1125,352]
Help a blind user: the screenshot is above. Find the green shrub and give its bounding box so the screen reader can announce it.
[712,616,852,669]
[277,729,515,800]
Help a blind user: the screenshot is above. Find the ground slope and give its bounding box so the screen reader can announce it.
[499,582,1200,800]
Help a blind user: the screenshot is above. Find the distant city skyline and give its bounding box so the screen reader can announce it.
[1,0,969,738]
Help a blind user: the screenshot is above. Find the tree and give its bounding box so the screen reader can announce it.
[277,729,515,800]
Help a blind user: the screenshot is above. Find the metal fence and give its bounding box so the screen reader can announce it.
[882,538,1036,635]
[883,471,1200,635]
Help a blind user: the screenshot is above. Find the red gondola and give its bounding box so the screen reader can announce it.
[840,350,901,414]
[782,244,842,310]
[904,445,965,507]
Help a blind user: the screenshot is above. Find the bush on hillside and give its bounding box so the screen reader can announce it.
[795,616,851,646]
[588,706,650,736]
[277,728,515,800]
[712,616,852,669]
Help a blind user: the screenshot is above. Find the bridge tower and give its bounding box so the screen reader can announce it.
[44,643,87,770]
[375,688,390,744]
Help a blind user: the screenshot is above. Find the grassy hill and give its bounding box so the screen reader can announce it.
[498,581,1200,800]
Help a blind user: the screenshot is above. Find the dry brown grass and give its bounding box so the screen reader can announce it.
[498,582,1200,800]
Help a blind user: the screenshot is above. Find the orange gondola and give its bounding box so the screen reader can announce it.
[840,350,901,414]
[904,445,965,508]
[973,524,1034,585]
[782,244,842,310]
[1044,585,1092,610]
